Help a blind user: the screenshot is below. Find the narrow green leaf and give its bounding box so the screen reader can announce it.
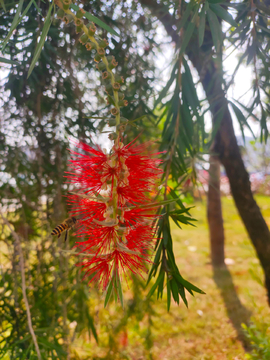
[179,4,199,55]
[175,273,206,294]
[233,100,259,122]
[86,312,98,343]
[27,3,53,78]
[1,0,24,52]
[171,216,182,229]
[260,109,268,143]
[209,4,237,27]
[116,270,124,308]
[147,242,163,284]
[169,188,191,215]
[167,279,171,311]
[229,101,255,141]
[157,271,165,299]
[180,21,196,55]
[21,343,33,360]
[170,279,180,305]
[0,0,6,11]
[177,1,194,30]
[0,57,19,65]
[207,8,222,53]
[163,223,172,248]
[104,278,114,307]
[198,5,206,47]
[178,282,188,307]
[207,0,225,3]
[154,60,179,107]
[147,273,164,299]
[70,4,119,37]
[32,0,43,16]
[127,198,176,210]
[170,207,195,215]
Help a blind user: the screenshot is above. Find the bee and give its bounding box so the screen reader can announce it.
[51,217,77,242]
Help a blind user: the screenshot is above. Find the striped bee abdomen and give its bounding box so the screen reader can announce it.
[51,223,68,236]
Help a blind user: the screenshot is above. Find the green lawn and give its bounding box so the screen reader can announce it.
[72,195,270,359]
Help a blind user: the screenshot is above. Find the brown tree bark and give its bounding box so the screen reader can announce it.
[140,0,270,304]
[207,155,225,267]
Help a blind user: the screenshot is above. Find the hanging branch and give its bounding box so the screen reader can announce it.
[0,211,42,360]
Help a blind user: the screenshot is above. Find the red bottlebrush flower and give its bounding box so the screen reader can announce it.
[67,140,162,290]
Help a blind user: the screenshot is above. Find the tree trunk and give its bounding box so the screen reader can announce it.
[207,155,225,267]
[190,50,270,306]
[139,0,270,304]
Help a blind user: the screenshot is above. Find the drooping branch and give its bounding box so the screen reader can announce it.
[0,212,42,360]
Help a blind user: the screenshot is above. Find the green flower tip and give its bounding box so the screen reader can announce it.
[97,48,105,57]
[79,33,89,44]
[118,100,128,107]
[108,132,117,140]
[56,9,65,19]
[63,14,73,24]
[113,82,121,91]
[76,8,86,19]
[99,39,109,48]
[111,107,119,116]
[62,0,72,10]
[88,23,96,36]
[102,71,112,80]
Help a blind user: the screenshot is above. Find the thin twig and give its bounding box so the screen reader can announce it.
[0,212,42,360]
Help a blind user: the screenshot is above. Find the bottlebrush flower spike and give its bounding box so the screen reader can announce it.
[67,140,162,300]
[55,2,164,305]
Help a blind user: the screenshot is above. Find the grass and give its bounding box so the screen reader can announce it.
[72,195,270,359]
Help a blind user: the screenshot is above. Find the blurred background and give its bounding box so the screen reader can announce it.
[1,0,270,359]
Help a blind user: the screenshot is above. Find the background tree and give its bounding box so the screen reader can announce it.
[139,0,270,303]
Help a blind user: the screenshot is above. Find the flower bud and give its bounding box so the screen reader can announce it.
[102,71,112,80]
[85,42,96,51]
[108,132,117,140]
[108,57,118,70]
[111,108,119,116]
[113,82,120,91]
[105,85,113,94]
[107,119,116,127]
[97,62,106,71]
[79,34,89,44]
[88,23,96,36]
[107,56,113,63]
[106,95,115,105]
[62,0,72,10]
[120,117,128,124]
[76,8,85,19]
[99,39,109,48]
[94,54,101,62]
[118,100,128,107]
[118,92,125,100]
[97,48,105,57]
[74,18,83,28]
[115,75,124,84]
[63,14,73,24]
[117,124,126,132]
[57,9,65,19]
[76,26,82,34]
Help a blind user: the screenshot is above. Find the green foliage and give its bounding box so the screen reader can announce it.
[242,322,270,359]
[0,0,270,358]
[147,190,204,310]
